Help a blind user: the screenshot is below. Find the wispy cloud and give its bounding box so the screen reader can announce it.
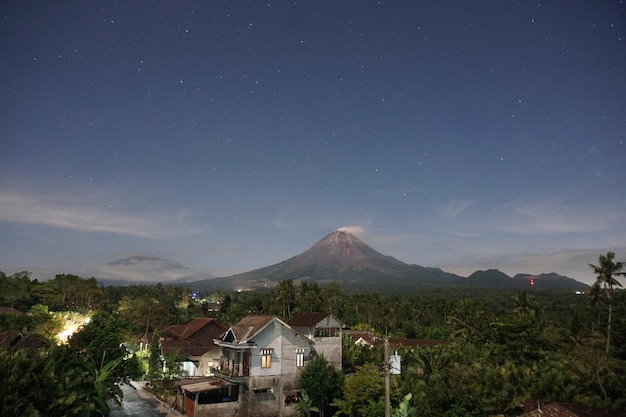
[0,188,196,239]
[438,199,476,219]
[491,197,626,235]
[438,230,484,238]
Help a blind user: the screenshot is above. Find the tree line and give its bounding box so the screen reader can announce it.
[0,252,625,416]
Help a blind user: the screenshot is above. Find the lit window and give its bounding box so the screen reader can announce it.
[261,348,273,368]
[296,348,305,367]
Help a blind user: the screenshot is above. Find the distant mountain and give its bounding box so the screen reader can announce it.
[513,273,588,290]
[192,230,460,291]
[92,232,589,291]
[455,269,516,287]
[90,255,216,285]
[454,269,588,290]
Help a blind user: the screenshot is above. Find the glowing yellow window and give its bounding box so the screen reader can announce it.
[296,348,305,367]
[261,348,273,368]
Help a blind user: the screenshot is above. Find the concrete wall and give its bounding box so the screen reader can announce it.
[248,320,314,377]
[314,336,342,370]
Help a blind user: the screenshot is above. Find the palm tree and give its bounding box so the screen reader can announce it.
[513,291,538,316]
[297,281,322,313]
[588,251,625,353]
[275,279,297,319]
[588,283,604,333]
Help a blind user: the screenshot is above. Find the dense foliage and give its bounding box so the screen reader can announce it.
[1,252,625,416]
[299,355,344,417]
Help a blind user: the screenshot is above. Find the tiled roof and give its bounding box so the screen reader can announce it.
[0,330,22,347]
[14,333,47,349]
[157,318,226,357]
[0,330,47,349]
[388,338,443,348]
[287,312,333,327]
[0,307,25,315]
[342,331,444,348]
[160,325,187,338]
[344,330,378,345]
[179,318,221,340]
[229,315,276,342]
[521,403,580,417]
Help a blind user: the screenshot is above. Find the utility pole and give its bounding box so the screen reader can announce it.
[384,336,391,417]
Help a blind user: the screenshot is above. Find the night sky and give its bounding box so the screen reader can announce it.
[1,1,625,285]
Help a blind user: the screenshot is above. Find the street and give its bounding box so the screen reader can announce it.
[108,381,182,417]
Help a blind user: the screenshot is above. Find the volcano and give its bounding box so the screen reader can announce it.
[193,229,458,291]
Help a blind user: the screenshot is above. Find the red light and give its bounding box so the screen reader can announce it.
[530,279,535,286]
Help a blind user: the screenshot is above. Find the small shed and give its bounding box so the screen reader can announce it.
[175,376,239,417]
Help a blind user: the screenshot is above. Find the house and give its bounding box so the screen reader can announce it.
[150,318,226,377]
[343,330,443,350]
[287,312,346,370]
[175,376,240,417]
[388,337,443,349]
[343,329,378,347]
[175,315,315,417]
[520,403,580,417]
[0,307,25,315]
[0,330,47,350]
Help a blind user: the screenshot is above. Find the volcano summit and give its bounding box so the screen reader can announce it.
[193,229,458,291]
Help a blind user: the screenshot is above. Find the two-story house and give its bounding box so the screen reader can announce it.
[176,315,316,417]
[287,312,345,370]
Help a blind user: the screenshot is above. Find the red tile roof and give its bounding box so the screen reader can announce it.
[388,338,443,348]
[344,330,378,345]
[0,307,25,315]
[287,312,333,327]
[157,318,226,357]
[0,330,47,349]
[229,315,276,342]
[521,403,580,417]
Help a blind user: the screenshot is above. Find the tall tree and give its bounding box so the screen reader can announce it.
[298,281,322,313]
[275,279,297,319]
[0,271,35,310]
[513,291,538,316]
[69,312,142,387]
[299,355,344,417]
[334,363,384,417]
[148,329,164,383]
[588,251,625,353]
[322,281,346,316]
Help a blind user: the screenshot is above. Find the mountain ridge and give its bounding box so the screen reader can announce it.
[190,230,588,292]
[86,231,589,290]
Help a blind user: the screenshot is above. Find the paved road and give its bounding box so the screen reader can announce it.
[108,381,183,417]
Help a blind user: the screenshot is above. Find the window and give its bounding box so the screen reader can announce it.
[296,348,305,367]
[254,388,274,401]
[261,348,273,368]
[315,327,339,337]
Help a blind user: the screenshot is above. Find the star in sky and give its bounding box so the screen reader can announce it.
[0,1,625,285]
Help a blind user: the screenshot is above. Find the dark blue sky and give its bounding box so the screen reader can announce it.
[1,1,625,284]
